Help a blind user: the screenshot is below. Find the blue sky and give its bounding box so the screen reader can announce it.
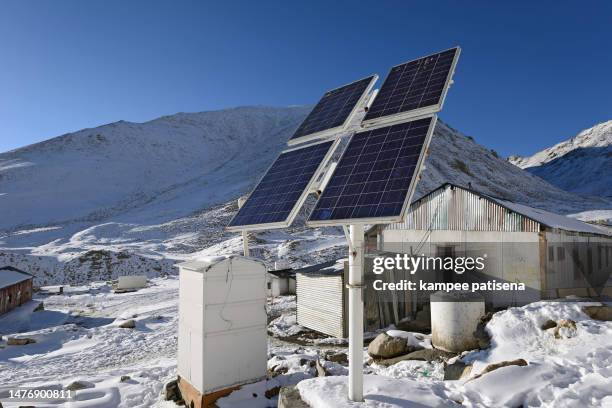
[1,1,610,156]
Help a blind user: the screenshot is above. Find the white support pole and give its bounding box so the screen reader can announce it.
[347,224,364,402]
[242,230,249,257]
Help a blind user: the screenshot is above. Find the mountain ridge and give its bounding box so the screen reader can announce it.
[508,120,612,197]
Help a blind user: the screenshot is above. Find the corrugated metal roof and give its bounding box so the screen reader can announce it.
[388,183,610,236]
[490,197,609,236]
[0,266,32,289]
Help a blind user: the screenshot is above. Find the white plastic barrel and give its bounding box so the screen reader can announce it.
[430,291,485,352]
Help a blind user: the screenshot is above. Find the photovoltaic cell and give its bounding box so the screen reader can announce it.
[227,140,336,230]
[289,76,376,144]
[308,117,435,225]
[363,48,459,123]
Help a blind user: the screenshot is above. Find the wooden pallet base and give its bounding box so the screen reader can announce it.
[178,376,241,408]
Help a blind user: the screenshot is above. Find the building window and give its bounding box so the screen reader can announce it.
[557,247,565,261]
[548,247,554,262]
[267,282,272,290]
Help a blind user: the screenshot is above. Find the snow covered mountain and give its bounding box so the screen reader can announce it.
[1,107,610,284]
[508,120,612,198]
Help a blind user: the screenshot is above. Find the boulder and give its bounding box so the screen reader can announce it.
[325,351,348,365]
[118,319,136,329]
[540,319,557,330]
[471,359,528,380]
[164,379,182,402]
[120,375,131,382]
[583,305,612,321]
[65,381,94,391]
[473,312,493,349]
[367,333,408,359]
[374,348,455,366]
[34,302,45,312]
[7,337,36,346]
[554,319,577,339]
[264,386,280,399]
[444,361,473,380]
[278,386,310,408]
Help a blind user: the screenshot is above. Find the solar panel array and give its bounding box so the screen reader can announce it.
[289,75,376,144]
[227,140,335,230]
[363,48,458,123]
[308,117,435,224]
[227,48,460,230]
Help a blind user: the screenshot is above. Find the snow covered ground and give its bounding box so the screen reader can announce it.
[1,277,610,407]
[297,300,612,408]
[0,277,180,407]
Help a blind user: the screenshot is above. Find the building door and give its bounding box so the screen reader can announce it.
[437,246,455,283]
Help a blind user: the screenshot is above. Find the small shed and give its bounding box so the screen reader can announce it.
[267,268,294,297]
[176,255,267,408]
[0,266,34,316]
[296,260,348,338]
[296,259,413,338]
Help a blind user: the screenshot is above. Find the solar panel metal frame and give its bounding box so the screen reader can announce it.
[361,47,460,130]
[306,115,438,227]
[226,138,341,232]
[287,75,379,146]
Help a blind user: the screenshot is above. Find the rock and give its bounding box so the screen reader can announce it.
[264,386,280,399]
[471,359,528,380]
[298,358,312,366]
[7,337,36,346]
[120,375,131,382]
[34,302,45,312]
[473,312,493,349]
[374,348,455,366]
[118,319,136,329]
[278,386,310,408]
[583,305,612,321]
[65,381,94,391]
[554,319,577,339]
[315,359,327,377]
[325,351,348,365]
[164,379,182,402]
[540,319,557,330]
[367,333,408,359]
[444,361,472,380]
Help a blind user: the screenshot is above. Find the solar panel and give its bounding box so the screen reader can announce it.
[227,139,339,231]
[288,75,378,146]
[362,48,459,127]
[308,116,436,226]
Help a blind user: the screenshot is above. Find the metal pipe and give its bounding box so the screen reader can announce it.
[348,224,364,401]
[242,231,249,257]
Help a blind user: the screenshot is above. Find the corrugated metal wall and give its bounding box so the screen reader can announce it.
[296,272,345,338]
[387,185,540,232]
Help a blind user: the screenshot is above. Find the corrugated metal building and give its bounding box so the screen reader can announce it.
[382,183,612,304]
[0,266,34,315]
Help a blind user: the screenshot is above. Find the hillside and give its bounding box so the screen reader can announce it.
[1,108,610,284]
[509,120,612,198]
